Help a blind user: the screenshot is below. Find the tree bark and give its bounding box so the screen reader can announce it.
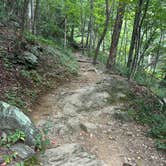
[64,16,67,48]
[152,30,163,77]
[32,0,39,34]
[128,0,150,79]
[106,1,126,69]
[89,0,94,55]
[127,0,144,69]
[21,0,29,35]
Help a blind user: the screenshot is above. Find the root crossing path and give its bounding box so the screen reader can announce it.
[31,53,165,166]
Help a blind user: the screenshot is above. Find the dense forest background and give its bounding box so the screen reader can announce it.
[1,0,165,94]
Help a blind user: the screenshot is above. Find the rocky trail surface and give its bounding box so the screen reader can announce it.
[31,53,166,166]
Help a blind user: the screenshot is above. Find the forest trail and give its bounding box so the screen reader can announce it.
[31,53,165,166]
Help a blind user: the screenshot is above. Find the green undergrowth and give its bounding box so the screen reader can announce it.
[24,32,79,75]
[2,32,79,109]
[127,92,166,151]
[115,63,166,99]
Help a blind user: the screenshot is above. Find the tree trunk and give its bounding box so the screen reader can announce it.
[89,0,94,55]
[93,0,110,65]
[127,0,144,69]
[106,1,126,69]
[70,24,75,42]
[64,16,67,48]
[21,0,29,35]
[28,0,35,32]
[85,21,90,49]
[128,0,150,79]
[152,30,163,77]
[80,0,85,54]
[32,0,39,34]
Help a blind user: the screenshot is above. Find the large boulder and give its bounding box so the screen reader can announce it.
[0,101,40,147]
[40,143,106,166]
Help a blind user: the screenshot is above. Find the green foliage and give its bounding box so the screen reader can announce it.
[5,90,26,108]
[127,94,166,151]
[60,49,79,75]
[15,156,40,166]
[2,56,13,70]
[24,156,40,166]
[115,63,129,77]
[20,69,42,85]
[34,119,53,152]
[3,152,18,164]
[25,89,37,101]
[15,162,24,166]
[134,71,156,87]
[155,140,166,151]
[96,52,108,65]
[35,134,43,151]
[0,130,25,147]
[24,32,79,75]
[24,32,57,46]
[0,1,7,22]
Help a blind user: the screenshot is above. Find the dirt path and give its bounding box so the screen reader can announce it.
[31,53,165,166]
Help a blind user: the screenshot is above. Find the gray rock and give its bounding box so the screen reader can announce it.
[123,163,133,166]
[113,111,132,122]
[40,143,106,166]
[80,122,97,133]
[0,157,4,164]
[10,143,35,159]
[0,101,40,146]
[24,51,38,66]
[30,46,41,57]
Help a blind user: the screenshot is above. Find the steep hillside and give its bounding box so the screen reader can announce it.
[0,26,79,110]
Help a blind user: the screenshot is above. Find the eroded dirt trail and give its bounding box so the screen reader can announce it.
[31,53,165,166]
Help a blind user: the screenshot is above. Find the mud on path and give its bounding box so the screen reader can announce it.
[31,53,165,166]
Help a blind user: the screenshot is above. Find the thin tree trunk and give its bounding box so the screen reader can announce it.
[127,0,144,69]
[93,0,110,65]
[64,16,67,48]
[85,21,90,49]
[32,0,39,34]
[129,0,150,79]
[28,0,34,32]
[80,0,85,54]
[102,39,105,52]
[124,20,128,65]
[21,0,29,35]
[152,30,163,77]
[70,24,75,42]
[106,1,126,69]
[81,21,85,54]
[117,18,127,64]
[89,0,94,55]
[138,29,156,67]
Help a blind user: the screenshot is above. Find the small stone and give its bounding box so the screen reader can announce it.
[108,135,115,140]
[137,156,141,160]
[126,132,133,137]
[1,132,7,140]
[10,143,35,159]
[0,158,4,164]
[123,163,132,166]
[151,156,155,159]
